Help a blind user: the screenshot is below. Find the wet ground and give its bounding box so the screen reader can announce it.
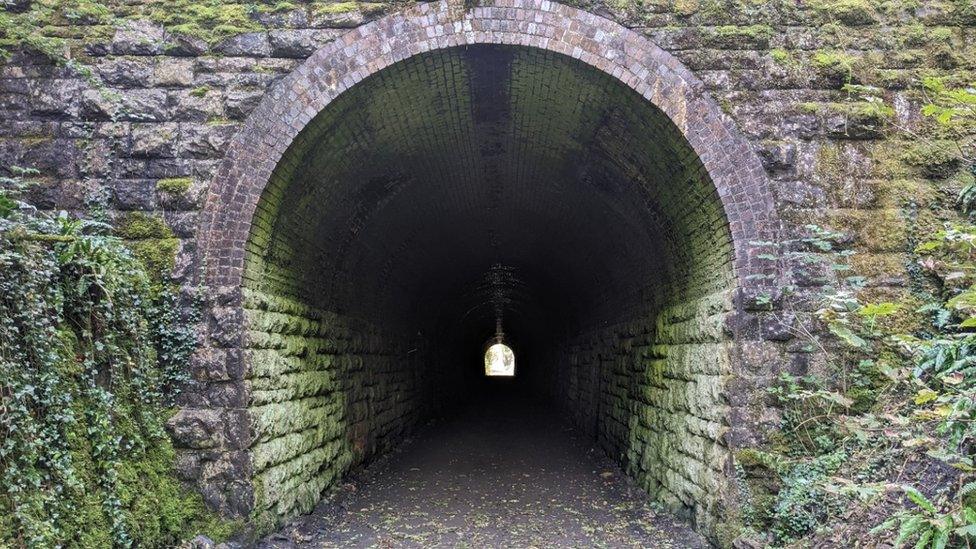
[258,391,706,548]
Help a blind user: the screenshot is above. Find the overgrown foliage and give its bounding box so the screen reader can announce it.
[0,172,230,547]
[738,80,976,548]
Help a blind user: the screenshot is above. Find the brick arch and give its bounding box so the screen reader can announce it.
[185,0,783,531]
[198,0,779,295]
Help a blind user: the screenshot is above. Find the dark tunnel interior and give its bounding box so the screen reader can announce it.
[241,44,737,530]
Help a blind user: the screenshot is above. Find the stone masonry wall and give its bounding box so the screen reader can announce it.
[555,291,735,534]
[241,287,426,528]
[1,0,974,542]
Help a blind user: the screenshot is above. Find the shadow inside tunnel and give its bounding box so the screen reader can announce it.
[257,383,708,548]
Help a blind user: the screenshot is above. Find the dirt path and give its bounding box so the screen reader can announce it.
[258,392,707,548]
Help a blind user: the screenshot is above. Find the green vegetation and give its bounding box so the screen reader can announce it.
[705,24,773,48]
[812,50,856,84]
[0,0,404,62]
[901,140,962,179]
[157,177,194,194]
[144,1,263,44]
[313,1,360,14]
[0,0,974,546]
[311,1,389,17]
[0,170,231,547]
[769,48,795,67]
[810,0,878,25]
[115,212,180,281]
[740,82,976,547]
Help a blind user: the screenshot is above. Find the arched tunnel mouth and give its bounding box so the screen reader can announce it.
[240,43,737,535]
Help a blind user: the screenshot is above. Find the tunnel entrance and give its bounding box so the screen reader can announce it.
[242,41,736,526]
[188,0,781,542]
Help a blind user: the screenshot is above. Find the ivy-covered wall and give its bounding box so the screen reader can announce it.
[0,196,233,546]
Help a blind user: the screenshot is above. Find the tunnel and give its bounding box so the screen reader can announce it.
[232,43,740,536]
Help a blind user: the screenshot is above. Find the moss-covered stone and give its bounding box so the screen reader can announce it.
[823,101,896,139]
[311,1,388,16]
[706,25,773,48]
[770,48,796,67]
[811,0,878,25]
[900,141,962,179]
[116,437,238,546]
[146,1,263,44]
[672,0,700,16]
[128,237,180,275]
[811,50,855,84]
[116,211,173,240]
[826,208,909,252]
[115,212,179,275]
[156,177,193,194]
[735,448,789,475]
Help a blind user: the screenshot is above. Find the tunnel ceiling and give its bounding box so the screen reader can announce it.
[244,44,735,339]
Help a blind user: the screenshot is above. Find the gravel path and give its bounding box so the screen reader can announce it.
[258,392,707,548]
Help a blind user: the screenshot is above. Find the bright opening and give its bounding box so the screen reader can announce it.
[484,343,515,377]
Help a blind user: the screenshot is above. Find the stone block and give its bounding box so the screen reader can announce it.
[153,58,195,87]
[215,33,272,57]
[129,123,178,158]
[112,20,168,56]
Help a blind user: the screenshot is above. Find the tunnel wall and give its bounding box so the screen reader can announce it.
[556,290,734,532]
[241,288,426,526]
[240,137,435,524]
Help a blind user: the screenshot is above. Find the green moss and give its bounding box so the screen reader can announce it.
[770,48,793,66]
[818,100,895,139]
[115,213,178,276]
[948,0,976,24]
[929,27,954,43]
[117,441,237,546]
[156,177,193,194]
[62,0,113,23]
[116,212,173,240]
[812,50,855,83]
[736,448,789,475]
[0,211,227,546]
[799,102,822,114]
[605,0,634,15]
[672,0,700,15]
[190,86,210,98]
[707,24,773,47]
[811,0,878,25]
[900,22,928,46]
[828,208,908,251]
[712,519,748,548]
[129,238,179,276]
[312,1,388,15]
[147,1,263,44]
[265,1,300,13]
[826,100,894,120]
[900,141,962,179]
[314,1,359,14]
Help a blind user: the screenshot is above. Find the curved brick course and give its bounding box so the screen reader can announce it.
[198,0,779,295]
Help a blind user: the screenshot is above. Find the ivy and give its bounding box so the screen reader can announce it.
[0,180,229,546]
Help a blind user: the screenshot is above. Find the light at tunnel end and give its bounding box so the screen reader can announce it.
[484,343,515,377]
